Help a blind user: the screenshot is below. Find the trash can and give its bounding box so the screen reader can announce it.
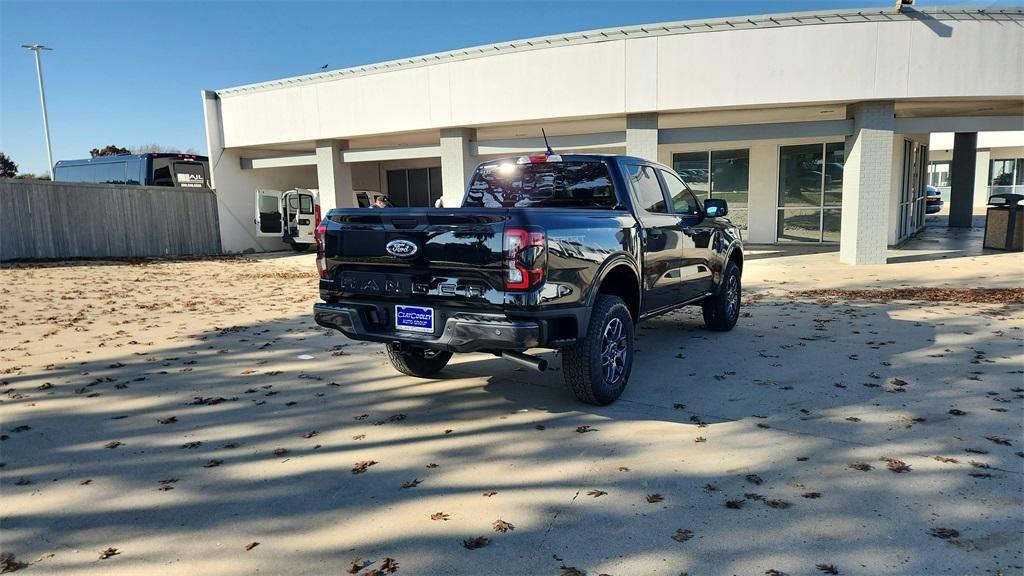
[983,193,1024,251]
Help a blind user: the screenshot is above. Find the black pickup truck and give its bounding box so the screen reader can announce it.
[314,153,743,404]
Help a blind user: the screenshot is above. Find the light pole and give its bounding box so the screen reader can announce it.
[21,44,54,180]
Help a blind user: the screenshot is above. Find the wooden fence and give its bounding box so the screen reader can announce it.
[0,179,222,260]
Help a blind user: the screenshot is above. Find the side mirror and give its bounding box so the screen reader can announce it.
[705,198,728,218]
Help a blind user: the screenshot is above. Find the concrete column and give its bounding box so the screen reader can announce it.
[948,132,978,227]
[626,113,659,162]
[973,149,991,209]
[201,91,224,190]
[839,101,895,265]
[440,128,476,207]
[315,139,354,212]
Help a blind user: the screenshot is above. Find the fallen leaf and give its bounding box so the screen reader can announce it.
[765,570,788,576]
[425,463,438,468]
[157,417,177,425]
[646,493,663,503]
[463,536,489,550]
[0,552,26,573]
[204,459,223,468]
[802,492,822,499]
[671,528,694,542]
[430,512,450,521]
[745,474,764,485]
[929,527,960,539]
[933,456,959,464]
[765,499,790,509]
[725,499,746,509]
[880,457,911,473]
[845,417,861,422]
[576,425,594,433]
[401,478,422,489]
[559,564,584,576]
[492,519,514,533]
[181,441,202,449]
[379,557,398,573]
[815,564,839,575]
[848,462,872,471]
[985,435,1011,446]
[948,409,967,416]
[352,434,366,440]
[694,436,706,443]
[346,558,365,574]
[79,479,92,485]
[245,542,259,551]
[14,477,31,486]
[104,441,123,449]
[302,431,318,439]
[587,490,608,498]
[98,547,119,560]
[535,425,546,430]
[617,466,629,472]
[482,491,497,497]
[352,460,377,474]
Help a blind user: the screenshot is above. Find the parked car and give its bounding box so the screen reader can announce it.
[926,185,944,214]
[313,153,743,405]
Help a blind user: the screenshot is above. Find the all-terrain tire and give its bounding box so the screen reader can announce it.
[701,261,741,332]
[385,344,452,377]
[562,294,634,405]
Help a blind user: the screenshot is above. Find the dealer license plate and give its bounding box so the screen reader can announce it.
[395,305,434,333]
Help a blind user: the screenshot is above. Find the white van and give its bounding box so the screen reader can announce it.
[255,188,320,252]
[255,189,392,251]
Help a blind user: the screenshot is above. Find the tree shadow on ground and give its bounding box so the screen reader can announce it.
[1,295,1021,575]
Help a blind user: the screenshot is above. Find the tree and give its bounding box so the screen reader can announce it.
[130,143,201,155]
[90,145,130,157]
[0,152,17,178]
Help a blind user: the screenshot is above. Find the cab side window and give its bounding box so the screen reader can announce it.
[626,164,669,214]
[660,169,701,216]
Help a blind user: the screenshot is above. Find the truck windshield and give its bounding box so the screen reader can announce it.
[464,161,618,209]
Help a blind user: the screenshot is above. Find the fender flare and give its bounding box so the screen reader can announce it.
[583,254,642,326]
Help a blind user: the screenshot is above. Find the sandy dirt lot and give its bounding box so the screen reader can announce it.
[1,240,1022,575]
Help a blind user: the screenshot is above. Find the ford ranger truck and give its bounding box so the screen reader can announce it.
[314,153,743,405]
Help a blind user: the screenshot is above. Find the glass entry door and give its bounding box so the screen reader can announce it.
[897,141,927,243]
[777,142,845,242]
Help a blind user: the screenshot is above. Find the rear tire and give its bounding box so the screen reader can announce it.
[701,261,741,332]
[562,294,634,405]
[385,344,452,378]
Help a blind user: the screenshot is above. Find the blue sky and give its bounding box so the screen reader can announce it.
[1,0,1014,174]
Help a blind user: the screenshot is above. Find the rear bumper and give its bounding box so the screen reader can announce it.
[313,302,542,353]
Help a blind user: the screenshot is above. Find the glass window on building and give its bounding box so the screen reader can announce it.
[990,158,1024,197]
[671,148,749,236]
[777,142,845,243]
[385,166,443,207]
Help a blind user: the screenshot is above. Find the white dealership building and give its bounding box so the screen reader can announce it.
[202,5,1023,264]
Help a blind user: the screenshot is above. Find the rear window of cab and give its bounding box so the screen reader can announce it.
[464,160,618,209]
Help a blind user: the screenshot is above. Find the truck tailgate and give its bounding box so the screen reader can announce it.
[320,209,506,308]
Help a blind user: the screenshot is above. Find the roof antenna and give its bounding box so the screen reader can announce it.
[541,128,555,156]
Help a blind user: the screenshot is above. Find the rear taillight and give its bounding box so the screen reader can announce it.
[504,227,546,291]
[315,221,328,279]
[314,204,322,228]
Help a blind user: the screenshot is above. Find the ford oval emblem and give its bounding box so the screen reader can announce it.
[385,239,419,258]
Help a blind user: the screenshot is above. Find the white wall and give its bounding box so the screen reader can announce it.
[214,15,1024,149]
[212,149,318,253]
